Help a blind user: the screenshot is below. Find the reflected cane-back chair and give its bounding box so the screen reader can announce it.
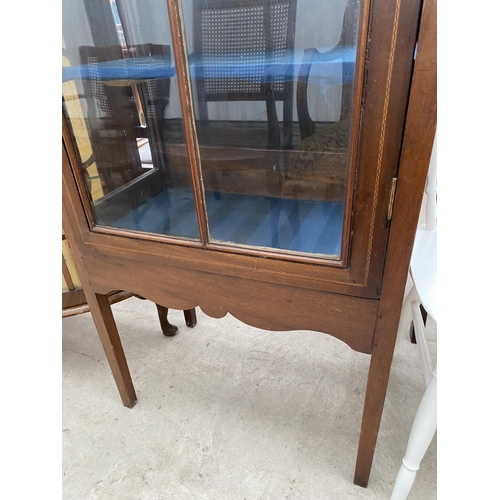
[189,0,297,195]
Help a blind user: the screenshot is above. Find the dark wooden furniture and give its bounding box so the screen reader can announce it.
[63,231,196,333]
[62,0,436,487]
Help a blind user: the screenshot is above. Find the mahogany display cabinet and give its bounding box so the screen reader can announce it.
[62,0,436,487]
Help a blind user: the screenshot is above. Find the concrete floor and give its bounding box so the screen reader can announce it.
[62,291,437,499]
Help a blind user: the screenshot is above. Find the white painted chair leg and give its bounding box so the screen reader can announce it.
[411,300,432,386]
[397,285,418,339]
[390,366,437,500]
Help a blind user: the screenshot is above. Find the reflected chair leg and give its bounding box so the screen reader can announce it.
[270,198,282,247]
[289,199,301,242]
[87,292,137,408]
[156,304,178,336]
[283,80,294,149]
[184,308,197,328]
[390,367,437,500]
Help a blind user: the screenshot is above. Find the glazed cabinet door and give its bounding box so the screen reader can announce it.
[62,0,421,298]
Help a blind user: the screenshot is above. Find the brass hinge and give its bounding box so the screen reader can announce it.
[387,177,398,222]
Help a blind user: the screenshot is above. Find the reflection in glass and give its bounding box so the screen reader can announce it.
[183,0,359,257]
[62,0,199,240]
[62,0,360,256]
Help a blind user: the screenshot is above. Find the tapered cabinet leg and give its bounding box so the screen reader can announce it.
[156,304,179,336]
[354,343,397,487]
[87,292,137,408]
[184,308,197,328]
[390,366,437,500]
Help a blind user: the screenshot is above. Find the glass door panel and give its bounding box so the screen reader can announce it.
[182,0,360,257]
[62,0,199,240]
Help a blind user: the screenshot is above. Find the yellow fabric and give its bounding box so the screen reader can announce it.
[62,236,81,292]
[62,44,104,201]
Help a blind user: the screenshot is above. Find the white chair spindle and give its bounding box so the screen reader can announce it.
[390,366,437,500]
[391,130,437,499]
[425,134,437,231]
